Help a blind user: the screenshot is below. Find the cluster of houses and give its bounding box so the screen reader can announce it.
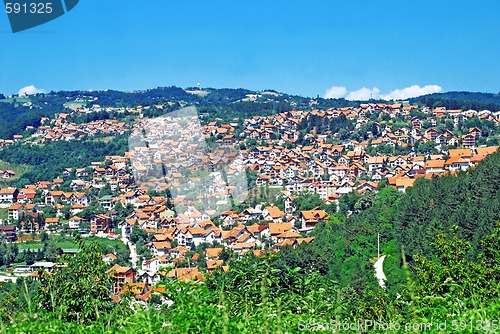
[1,100,499,293]
[245,142,498,195]
[129,205,320,277]
[28,114,129,143]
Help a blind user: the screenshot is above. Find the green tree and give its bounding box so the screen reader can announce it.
[35,235,113,323]
[405,224,500,313]
[129,227,148,243]
[292,192,323,212]
[23,249,36,265]
[61,205,72,220]
[40,231,49,242]
[0,243,18,266]
[42,240,61,262]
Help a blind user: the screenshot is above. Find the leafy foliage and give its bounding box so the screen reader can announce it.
[297,113,354,138]
[35,235,113,323]
[412,225,500,302]
[0,134,129,184]
[410,91,500,111]
[396,152,500,259]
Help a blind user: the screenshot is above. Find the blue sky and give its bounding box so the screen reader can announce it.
[0,0,499,99]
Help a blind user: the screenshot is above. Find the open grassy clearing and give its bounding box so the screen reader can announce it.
[185,89,209,97]
[0,97,31,104]
[0,160,31,187]
[63,101,87,110]
[16,236,124,252]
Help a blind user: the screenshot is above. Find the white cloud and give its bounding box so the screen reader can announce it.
[346,87,380,101]
[324,84,443,101]
[324,86,347,99]
[383,85,442,101]
[18,85,45,96]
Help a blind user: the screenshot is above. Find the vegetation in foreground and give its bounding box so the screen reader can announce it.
[1,153,500,333]
[0,93,499,331]
[0,226,499,333]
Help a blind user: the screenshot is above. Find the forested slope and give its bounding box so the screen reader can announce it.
[396,151,500,259]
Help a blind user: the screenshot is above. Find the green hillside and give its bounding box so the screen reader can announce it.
[1,153,499,333]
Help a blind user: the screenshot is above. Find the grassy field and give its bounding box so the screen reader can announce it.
[95,136,115,143]
[16,236,124,252]
[0,97,31,104]
[185,89,209,97]
[16,243,43,251]
[0,207,8,221]
[63,101,87,110]
[0,160,31,187]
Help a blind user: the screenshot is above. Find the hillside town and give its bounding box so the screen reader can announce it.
[1,98,499,302]
[2,0,499,328]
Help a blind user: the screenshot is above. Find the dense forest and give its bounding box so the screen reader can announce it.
[340,151,500,268]
[410,91,500,111]
[396,154,500,259]
[0,102,44,139]
[0,134,130,185]
[297,113,354,139]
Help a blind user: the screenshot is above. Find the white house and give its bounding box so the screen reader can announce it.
[0,188,18,203]
[68,216,84,229]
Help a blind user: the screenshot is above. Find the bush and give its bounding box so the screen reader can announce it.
[35,235,113,323]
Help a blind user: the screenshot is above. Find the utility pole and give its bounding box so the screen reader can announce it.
[345,210,352,256]
[377,233,380,259]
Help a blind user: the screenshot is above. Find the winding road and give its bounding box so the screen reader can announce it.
[122,237,138,269]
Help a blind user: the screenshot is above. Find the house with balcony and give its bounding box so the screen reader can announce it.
[68,216,84,230]
[0,225,17,242]
[107,264,136,294]
[8,203,23,221]
[91,214,111,233]
[425,160,446,174]
[462,133,476,148]
[300,209,329,230]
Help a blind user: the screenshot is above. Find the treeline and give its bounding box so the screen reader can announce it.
[297,113,354,139]
[218,100,292,121]
[202,87,253,103]
[396,151,500,259]
[65,109,134,124]
[0,102,44,139]
[81,87,201,107]
[0,134,130,185]
[411,91,500,111]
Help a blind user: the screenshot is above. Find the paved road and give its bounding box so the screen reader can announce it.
[122,237,138,269]
[374,255,387,288]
